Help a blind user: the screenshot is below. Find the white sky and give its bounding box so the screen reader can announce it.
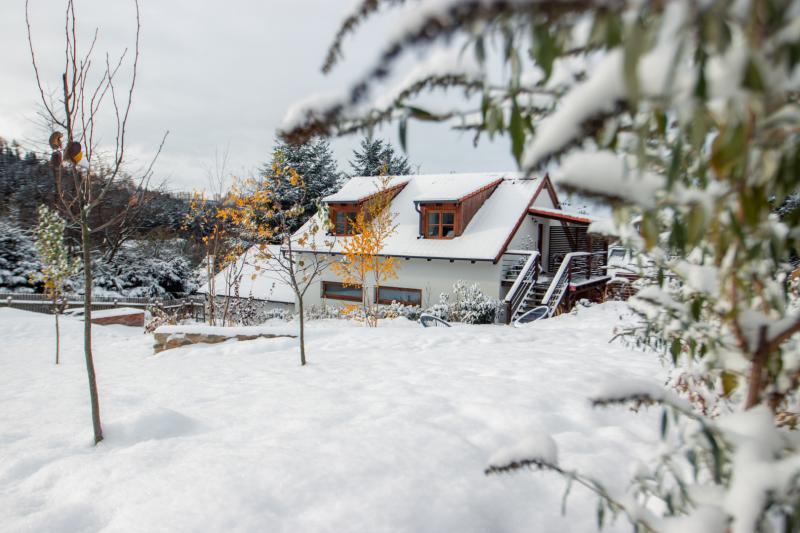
[0,0,515,191]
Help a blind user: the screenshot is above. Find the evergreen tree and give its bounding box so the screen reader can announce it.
[265,137,341,207]
[0,220,41,293]
[349,137,411,177]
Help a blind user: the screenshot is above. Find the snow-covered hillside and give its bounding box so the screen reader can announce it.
[0,304,666,532]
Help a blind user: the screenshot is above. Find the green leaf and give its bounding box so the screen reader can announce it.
[691,297,703,321]
[509,99,525,167]
[670,340,681,365]
[623,18,645,101]
[686,203,706,246]
[667,139,683,189]
[605,14,623,47]
[721,371,738,397]
[561,475,573,515]
[532,25,559,81]
[405,105,437,121]
[701,426,723,483]
[597,499,606,529]
[474,35,486,64]
[398,118,408,152]
[742,57,764,92]
[641,216,659,250]
[694,48,708,101]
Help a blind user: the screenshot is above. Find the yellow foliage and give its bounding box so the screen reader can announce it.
[330,175,399,326]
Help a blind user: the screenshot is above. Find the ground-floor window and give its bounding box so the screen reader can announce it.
[376,286,422,306]
[322,281,363,302]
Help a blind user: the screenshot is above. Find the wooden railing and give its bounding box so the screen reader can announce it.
[0,292,205,320]
[540,251,608,316]
[502,251,539,323]
[501,250,533,281]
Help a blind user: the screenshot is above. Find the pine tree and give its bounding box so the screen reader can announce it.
[349,137,411,177]
[33,205,78,364]
[0,220,41,292]
[264,138,341,222]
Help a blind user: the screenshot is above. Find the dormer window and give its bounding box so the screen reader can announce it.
[332,207,358,235]
[328,203,361,236]
[426,209,456,239]
[416,177,503,240]
[324,180,409,237]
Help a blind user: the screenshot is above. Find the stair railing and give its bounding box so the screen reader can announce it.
[502,251,540,323]
[540,252,591,316]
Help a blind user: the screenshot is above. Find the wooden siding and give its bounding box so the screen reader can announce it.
[459,182,500,234]
[547,226,608,271]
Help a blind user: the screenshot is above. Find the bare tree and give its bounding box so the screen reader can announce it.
[26,0,166,444]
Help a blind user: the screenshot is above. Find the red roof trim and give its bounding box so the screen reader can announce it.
[493,184,539,264]
[326,180,409,205]
[528,208,592,225]
[493,174,561,263]
[531,173,562,209]
[456,178,503,203]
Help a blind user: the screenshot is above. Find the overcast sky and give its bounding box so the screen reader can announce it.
[1,0,516,192]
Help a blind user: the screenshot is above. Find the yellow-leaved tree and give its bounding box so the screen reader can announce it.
[331,175,399,327]
[183,192,242,326]
[226,153,334,365]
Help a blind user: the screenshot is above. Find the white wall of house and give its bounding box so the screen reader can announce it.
[299,254,504,310]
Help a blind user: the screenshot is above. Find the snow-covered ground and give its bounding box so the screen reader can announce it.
[0,303,667,532]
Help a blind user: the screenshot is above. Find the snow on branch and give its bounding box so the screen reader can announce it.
[486,434,559,471]
[282,0,603,145]
[522,50,626,167]
[280,46,484,144]
[322,0,409,74]
[590,378,700,420]
[555,150,662,208]
[486,435,658,533]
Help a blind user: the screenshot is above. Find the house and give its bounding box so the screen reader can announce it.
[290,172,611,323]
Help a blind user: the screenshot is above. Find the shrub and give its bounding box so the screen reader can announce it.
[428,281,500,324]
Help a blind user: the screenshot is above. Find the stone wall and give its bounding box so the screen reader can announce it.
[153,329,295,353]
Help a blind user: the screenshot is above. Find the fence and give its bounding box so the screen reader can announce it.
[0,292,206,321]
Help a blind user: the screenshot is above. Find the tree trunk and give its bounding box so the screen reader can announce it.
[745,325,770,410]
[81,215,103,444]
[298,297,306,366]
[54,293,60,365]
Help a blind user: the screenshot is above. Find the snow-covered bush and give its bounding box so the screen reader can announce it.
[380,300,422,321]
[87,244,198,299]
[206,295,291,326]
[304,303,344,321]
[0,220,41,293]
[428,281,499,324]
[281,0,800,530]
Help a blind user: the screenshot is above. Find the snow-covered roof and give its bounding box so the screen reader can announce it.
[197,245,295,304]
[324,172,521,204]
[529,206,594,224]
[297,172,544,261]
[323,175,410,203]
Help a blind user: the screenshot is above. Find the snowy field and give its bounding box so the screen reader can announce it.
[0,303,667,532]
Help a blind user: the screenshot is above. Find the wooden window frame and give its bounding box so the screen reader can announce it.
[421,204,459,239]
[375,285,423,306]
[329,205,360,236]
[322,281,363,302]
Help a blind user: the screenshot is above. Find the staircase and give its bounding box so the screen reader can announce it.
[505,250,611,323]
[539,251,609,318]
[502,252,540,323]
